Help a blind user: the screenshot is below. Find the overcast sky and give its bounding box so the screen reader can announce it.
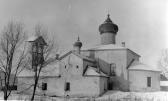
[0,0,167,67]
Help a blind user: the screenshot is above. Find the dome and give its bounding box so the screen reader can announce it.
[73,36,82,48]
[99,14,118,34]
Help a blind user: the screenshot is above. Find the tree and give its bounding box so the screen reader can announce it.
[0,21,27,100]
[27,24,59,101]
[159,49,168,75]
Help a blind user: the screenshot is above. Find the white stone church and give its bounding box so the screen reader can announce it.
[18,14,160,97]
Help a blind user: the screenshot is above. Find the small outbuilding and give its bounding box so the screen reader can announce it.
[128,61,160,92]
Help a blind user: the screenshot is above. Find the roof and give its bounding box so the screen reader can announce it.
[27,35,38,42]
[99,14,118,34]
[73,52,95,63]
[84,66,108,77]
[27,36,47,45]
[82,44,141,57]
[83,44,126,50]
[59,51,95,63]
[128,61,161,72]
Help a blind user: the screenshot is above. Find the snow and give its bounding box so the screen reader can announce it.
[129,60,161,72]
[96,91,168,101]
[85,66,108,77]
[27,35,38,42]
[85,66,100,76]
[83,44,126,50]
[73,52,95,62]
[2,91,168,101]
[160,81,168,86]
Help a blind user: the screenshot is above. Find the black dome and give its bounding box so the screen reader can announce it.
[73,37,82,48]
[99,14,118,34]
[74,41,82,47]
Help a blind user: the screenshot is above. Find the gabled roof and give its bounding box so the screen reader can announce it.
[27,35,38,42]
[27,36,47,45]
[84,66,108,77]
[73,52,95,63]
[82,44,140,57]
[129,60,161,72]
[59,51,95,63]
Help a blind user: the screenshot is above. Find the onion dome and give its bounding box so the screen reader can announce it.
[73,36,82,48]
[99,14,118,34]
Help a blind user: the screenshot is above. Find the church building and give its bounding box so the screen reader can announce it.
[17,14,160,97]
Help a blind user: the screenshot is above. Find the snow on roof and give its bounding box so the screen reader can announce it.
[85,66,108,77]
[83,44,126,50]
[59,51,95,63]
[27,35,38,42]
[129,61,161,72]
[73,52,95,63]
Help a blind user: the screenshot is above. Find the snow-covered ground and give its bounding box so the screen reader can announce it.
[1,91,168,101]
[96,91,168,101]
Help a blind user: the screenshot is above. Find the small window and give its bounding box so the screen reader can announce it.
[76,65,79,69]
[65,82,70,91]
[42,82,47,90]
[110,63,116,76]
[147,77,151,87]
[65,65,66,69]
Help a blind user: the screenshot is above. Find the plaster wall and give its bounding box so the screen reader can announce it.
[60,53,83,77]
[99,77,108,95]
[129,70,160,91]
[95,50,128,91]
[18,77,64,96]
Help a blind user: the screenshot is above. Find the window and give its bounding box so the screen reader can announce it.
[110,63,116,76]
[76,65,79,69]
[65,65,66,69]
[42,82,47,90]
[147,77,151,87]
[65,82,70,91]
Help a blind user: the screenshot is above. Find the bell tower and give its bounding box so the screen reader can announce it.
[99,14,118,45]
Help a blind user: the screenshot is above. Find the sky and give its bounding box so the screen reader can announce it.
[0,0,167,67]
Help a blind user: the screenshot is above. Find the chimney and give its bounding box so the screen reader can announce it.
[56,54,59,60]
[121,42,125,47]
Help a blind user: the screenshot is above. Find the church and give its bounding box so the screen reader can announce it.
[18,14,160,97]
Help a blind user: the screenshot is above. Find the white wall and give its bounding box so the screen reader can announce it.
[60,53,83,77]
[17,52,104,97]
[129,70,160,91]
[65,76,100,97]
[99,77,108,95]
[95,50,129,91]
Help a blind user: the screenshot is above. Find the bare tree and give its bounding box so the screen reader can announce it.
[159,49,168,75]
[0,21,27,100]
[27,24,59,101]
